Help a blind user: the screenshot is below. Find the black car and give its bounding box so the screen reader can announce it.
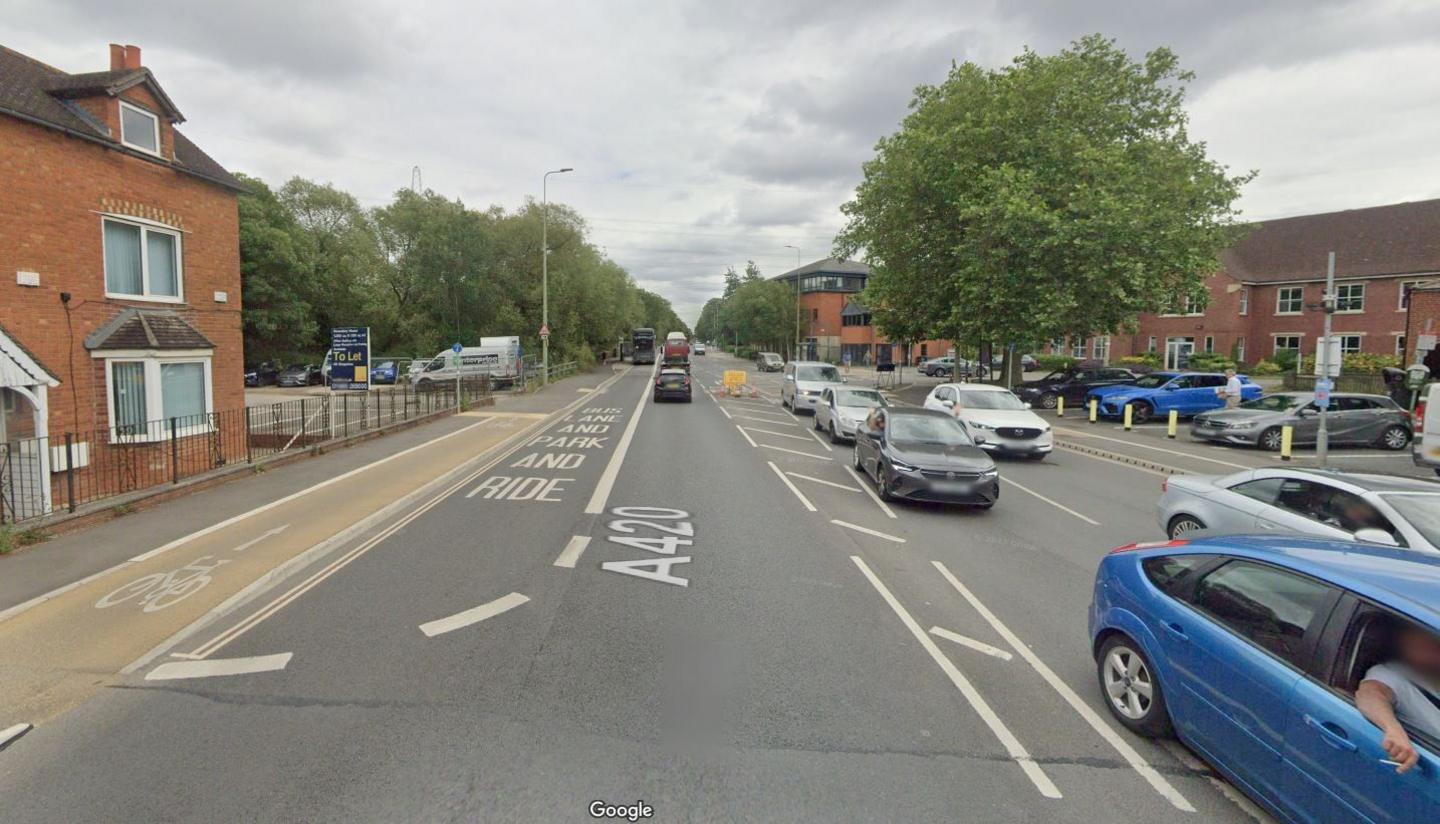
[1013,366,1137,410]
[653,368,692,402]
[244,361,279,387]
[277,362,323,387]
[852,408,999,508]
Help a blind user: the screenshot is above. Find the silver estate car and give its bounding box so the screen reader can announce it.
[1157,467,1440,552]
[1191,392,1412,451]
[781,361,844,412]
[814,386,887,443]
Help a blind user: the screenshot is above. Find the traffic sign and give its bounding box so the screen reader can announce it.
[539,324,550,339]
[1314,378,1333,409]
[329,327,370,391]
[452,342,463,353]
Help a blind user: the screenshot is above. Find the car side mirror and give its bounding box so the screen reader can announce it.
[1024,402,1033,409]
[785,375,795,382]
[841,377,849,384]
[866,428,883,440]
[941,399,955,408]
[1163,385,1178,391]
[1298,407,1317,417]
[1354,528,1399,547]
[973,435,987,446]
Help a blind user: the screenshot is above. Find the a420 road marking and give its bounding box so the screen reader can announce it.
[600,506,694,587]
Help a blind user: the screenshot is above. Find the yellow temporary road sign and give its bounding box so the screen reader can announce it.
[723,370,748,391]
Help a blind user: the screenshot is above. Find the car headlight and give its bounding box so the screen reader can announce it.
[980,467,999,479]
[969,421,995,430]
[889,458,918,473]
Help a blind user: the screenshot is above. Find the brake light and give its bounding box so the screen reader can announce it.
[1415,400,1427,434]
[1110,539,1190,554]
[1161,477,1168,493]
[655,378,662,387]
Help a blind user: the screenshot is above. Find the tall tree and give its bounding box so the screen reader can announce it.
[235,174,316,360]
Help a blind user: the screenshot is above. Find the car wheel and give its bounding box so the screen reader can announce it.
[1038,393,1059,410]
[1097,635,1172,737]
[814,415,823,431]
[852,445,863,471]
[874,464,895,502]
[653,393,662,403]
[1379,425,1411,451]
[829,422,841,444]
[1167,514,1206,538]
[1259,426,1284,451]
[1130,402,1154,424]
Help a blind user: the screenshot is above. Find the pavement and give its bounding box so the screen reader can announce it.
[0,353,1285,821]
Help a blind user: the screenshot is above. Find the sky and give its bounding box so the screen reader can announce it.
[4,0,1440,325]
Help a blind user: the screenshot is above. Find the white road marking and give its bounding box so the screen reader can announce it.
[576,388,594,393]
[831,519,905,543]
[584,364,657,514]
[851,556,1061,799]
[419,592,530,638]
[845,465,898,519]
[553,535,592,568]
[736,426,759,448]
[785,471,860,491]
[732,412,795,424]
[0,723,33,751]
[1160,741,1276,822]
[230,525,290,553]
[1056,427,1249,469]
[929,627,1014,661]
[146,653,292,681]
[760,443,832,461]
[739,425,812,442]
[1002,477,1100,525]
[769,462,817,511]
[715,403,733,420]
[931,560,1195,811]
[806,427,834,451]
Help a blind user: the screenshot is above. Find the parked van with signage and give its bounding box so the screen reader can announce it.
[413,337,523,388]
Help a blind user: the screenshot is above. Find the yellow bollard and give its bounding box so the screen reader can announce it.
[1167,409,1178,439]
[1123,403,1133,431]
[1280,425,1293,461]
[1057,396,1065,417]
[1089,398,1098,424]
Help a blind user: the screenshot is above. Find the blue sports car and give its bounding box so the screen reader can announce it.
[1087,371,1261,423]
[1090,534,1440,822]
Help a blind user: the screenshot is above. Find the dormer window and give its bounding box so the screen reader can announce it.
[119,100,160,155]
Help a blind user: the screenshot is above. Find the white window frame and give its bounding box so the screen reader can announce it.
[1236,336,1246,363]
[1276,286,1304,315]
[1159,292,1206,317]
[99,350,214,442]
[1337,334,1363,356]
[1071,338,1086,359]
[1146,335,1157,354]
[1273,334,1303,354]
[1399,280,1427,311]
[118,100,162,156]
[1238,287,1249,315]
[1091,335,1110,363]
[1335,283,1365,314]
[1204,336,1215,353]
[102,215,184,303]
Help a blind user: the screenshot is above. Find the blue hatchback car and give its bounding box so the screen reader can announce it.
[1088,371,1261,423]
[1090,534,1440,822]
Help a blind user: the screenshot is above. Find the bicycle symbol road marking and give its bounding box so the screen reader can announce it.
[95,556,232,613]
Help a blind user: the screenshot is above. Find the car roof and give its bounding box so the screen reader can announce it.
[789,360,834,367]
[938,382,1012,392]
[1256,467,1440,494]
[1142,534,1440,628]
[886,407,953,420]
[659,366,688,373]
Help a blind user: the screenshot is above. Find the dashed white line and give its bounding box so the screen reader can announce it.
[419,592,530,638]
[146,653,293,681]
[584,364,656,514]
[931,560,1194,812]
[768,461,817,511]
[845,465,898,519]
[732,412,795,424]
[760,444,832,461]
[1002,477,1100,525]
[740,425,813,442]
[736,425,759,448]
[830,519,906,543]
[851,556,1061,799]
[715,403,733,420]
[806,427,834,451]
[785,471,860,492]
[553,535,591,568]
[929,627,1014,661]
[0,723,33,751]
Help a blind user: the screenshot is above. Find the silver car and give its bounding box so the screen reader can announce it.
[1191,392,1412,451]
[781,361,843,412]
[814,386,887,442]
[1157,467,1440,552]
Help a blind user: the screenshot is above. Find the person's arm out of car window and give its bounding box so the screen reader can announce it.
[1357,675,1420,773]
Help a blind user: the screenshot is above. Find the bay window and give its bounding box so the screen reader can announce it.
[105,354,212,440]
[103,217,182,300]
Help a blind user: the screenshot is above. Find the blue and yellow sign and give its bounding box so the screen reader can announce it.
[330,326,370,391]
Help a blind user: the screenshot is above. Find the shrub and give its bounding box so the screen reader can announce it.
[1187,352,1237,372]
[1118,353,1162,368]
[1271,350,1300,372]
[1249,359,1283,375]
[1342,352,1401,373]
[1034,354,1077,372]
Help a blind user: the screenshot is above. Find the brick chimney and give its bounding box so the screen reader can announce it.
[122,44,142,70]
[109,43,125,70]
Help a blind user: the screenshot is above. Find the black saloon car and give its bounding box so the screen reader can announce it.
[852,408,999,508]
[244,361,279,387]
[653,368,692,402]
[1013,366,1137,410]
[277,363,323,387]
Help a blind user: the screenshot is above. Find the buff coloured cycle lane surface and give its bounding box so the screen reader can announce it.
[0,366,633,732]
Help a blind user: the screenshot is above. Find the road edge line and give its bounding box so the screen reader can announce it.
[584,364,654,514]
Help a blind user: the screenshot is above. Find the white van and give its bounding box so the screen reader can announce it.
[414,338,524,387]
[1413,383,1440,477]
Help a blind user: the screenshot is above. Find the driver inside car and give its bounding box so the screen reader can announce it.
[1357,623,1440,774]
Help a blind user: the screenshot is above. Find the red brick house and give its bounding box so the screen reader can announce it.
[1054,199,1440,370]
[0,43,243,519]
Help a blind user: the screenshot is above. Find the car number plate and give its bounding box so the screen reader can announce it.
[933,481,974,494]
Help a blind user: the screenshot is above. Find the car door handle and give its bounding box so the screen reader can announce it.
[1305,715,1358,752]
[1162,622,1188,642]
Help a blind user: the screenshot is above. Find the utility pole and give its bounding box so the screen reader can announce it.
[784,245,801,360]
[541,167,573,385]
[1316,251,1337,467]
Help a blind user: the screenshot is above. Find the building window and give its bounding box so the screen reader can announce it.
[1071,338,1086,359]
[1396,335,1407,359]
[1238,287,1249,315]
[1274,335,1302,355]
[1236,336,1246,363]
[1146,336,1157,354]
[1092,335,1110,363]
[1400,280,1426,310]
[119,101,161,155]
[1204,336,1215,353]
[1338,334,1362,355]
[1276,286,1304,314]
[1336,283,1365,313]
[105,355,213,440]
[1161,291,1207,316]
[103,217,182,300]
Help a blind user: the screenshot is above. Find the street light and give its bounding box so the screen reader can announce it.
[784,244,801,360]
[542,167,574,385]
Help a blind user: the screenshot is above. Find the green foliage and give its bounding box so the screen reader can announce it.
[1271,349,1300,372]
[1342,352,1401,373]
[1034,354,1078,372]
[699,263,796,356]
[835,34,1253,351]
[1249,359,1283,375]
[1186,352,1237,372]
[1118,353,1162,367]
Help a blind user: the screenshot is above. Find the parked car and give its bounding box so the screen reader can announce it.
[1415,383,1440,477]
[781,361,844,412]
[653,368,692,402]
[277,362,323,387]
[922,383,1052,459]
[1089,533,1440,822]
[756,352,784,372]
[370,360,400,385]
[852,408,999,507]
[1193,392,1412,451]
[1090,372,1261,423]
[244,361,278,387]
[923,356,957,377]
[1156,466,1440,551]
[990,353,1040,372]
[407,358,428,383]
[1013,366,1138,409]
[694,342,706,356]
[814,386,888,443]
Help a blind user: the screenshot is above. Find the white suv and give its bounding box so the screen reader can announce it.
[782,361,844,412]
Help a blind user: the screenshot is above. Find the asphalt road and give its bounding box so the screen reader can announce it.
[0,354,1270,823]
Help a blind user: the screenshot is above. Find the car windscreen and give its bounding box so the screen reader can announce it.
[835,389,884,407]
[1241,394,1305,411]
[796,365,841,382]
[1132,374,1172,388]
[954,390,1026,410]
[888,415,974,446]
[1041,370,1068,382]
[375,361,395,369]
[1378,494,1440,547]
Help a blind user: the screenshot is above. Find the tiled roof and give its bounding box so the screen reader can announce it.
[1223,199,1440,283]
[0,45,239,191]
[84,309,215,351]
[0,321,60,387]
[773,258,872,281]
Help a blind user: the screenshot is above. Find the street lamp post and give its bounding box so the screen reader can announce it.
[784,245,801,360]
[542,167,574,385]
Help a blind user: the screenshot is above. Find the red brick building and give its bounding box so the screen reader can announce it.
[775,259,953,366]
[1053,199,1440,370]
[0,43,243,518]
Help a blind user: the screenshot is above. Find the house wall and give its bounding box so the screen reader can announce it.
[1405,286,1440,367]
[0,114,242,436]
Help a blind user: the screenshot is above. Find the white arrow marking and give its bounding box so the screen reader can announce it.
[929,627,1013,661]
[146,653,293,681]
[420,592,530,638]
[232,524,290,553]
